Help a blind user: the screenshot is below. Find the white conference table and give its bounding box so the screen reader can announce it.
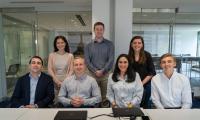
[1,108,200,120]
[0,108,28,120]
[145,109,200,120]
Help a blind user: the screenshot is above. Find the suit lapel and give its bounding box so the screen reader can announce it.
[25,74,31,104]
[35,73,43,102]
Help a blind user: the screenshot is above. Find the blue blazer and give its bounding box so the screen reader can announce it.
[11,72,54,108]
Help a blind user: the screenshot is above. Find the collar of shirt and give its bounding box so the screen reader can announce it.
[117,75,128,81]
[29,73,41,80]
[75,74,87,81]
[162,70,177,81]
[94,37,104,43]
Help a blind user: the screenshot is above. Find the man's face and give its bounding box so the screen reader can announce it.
[73,58,86,75]
[160,56,176,72]
[94,25,104,39]
[29,58,42,74]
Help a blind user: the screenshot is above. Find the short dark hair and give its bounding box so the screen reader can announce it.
[53,35,70,52]
[159,53,176,64]
[93,22,104,30]
[29,56,43,65]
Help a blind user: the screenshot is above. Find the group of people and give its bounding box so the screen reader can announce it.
[10,22,192,109]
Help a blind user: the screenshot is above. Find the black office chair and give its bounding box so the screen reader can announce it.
[6,64,20,77]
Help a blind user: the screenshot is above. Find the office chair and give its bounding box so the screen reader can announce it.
[6,64,20,78]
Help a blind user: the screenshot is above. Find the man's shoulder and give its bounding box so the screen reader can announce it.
[63,75,75,83]
[18,73,29,80]
[86,75,96,81]
[41,72,51,77]
[173,72,189,81]
[103,39,113,44]
[152,73,162,82]
[39,72,53,82]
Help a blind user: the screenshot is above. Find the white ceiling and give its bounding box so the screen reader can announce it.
[2,0,200,31]
[0,0,92,11]
[1,0,200,12]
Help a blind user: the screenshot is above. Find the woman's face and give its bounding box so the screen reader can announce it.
[131,38,143,52]
[118,57,129,73]
[56,38,66,51]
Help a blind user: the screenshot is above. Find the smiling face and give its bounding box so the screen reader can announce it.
[29,58,42,74]
[94,25,104,39]
[56,38,66,51]
[118,56,129,74]
[131,38,143,53]
[160,56,176,74]
[73,58,86,76]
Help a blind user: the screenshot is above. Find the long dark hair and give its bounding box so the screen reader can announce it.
[128,36,146,64]
[112,54,136,83]
[53,35,70,52]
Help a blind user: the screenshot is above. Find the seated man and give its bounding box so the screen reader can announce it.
[58,56,101,107]
[151,53,192,109]
[11,56,54,108]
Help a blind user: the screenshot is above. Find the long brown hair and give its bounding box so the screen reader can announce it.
[53,35,70,52]
[128,36,146,64]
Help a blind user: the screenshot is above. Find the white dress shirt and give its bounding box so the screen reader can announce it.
[106,73,143,108]
[151,71,192,109]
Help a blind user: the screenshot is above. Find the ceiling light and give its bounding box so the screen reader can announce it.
[75,15,86,26]
[10,1,64,4]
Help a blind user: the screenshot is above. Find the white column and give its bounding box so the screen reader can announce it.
[0,13,7,100]
[114,0,133,58]
[92,0,112,40]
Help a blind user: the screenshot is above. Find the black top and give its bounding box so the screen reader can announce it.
[131,51,156,85]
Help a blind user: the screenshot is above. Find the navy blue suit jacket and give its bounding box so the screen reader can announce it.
[11,72,54,108]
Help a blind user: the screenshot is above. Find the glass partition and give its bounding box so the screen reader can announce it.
[2,13,36,96]
[133,11,200,93]
[2,11,92,97]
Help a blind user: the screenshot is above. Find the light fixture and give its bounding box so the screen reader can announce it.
[133,8,177,13]
[10,1,64,4]
[75,15,86,26]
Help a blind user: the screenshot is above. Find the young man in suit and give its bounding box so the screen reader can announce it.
[11,56,54,108]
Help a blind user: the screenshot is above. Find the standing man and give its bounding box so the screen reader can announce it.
[11,56,54,108]
[151,53,192,109]
[58,56,101,107]
[84,22,114,107]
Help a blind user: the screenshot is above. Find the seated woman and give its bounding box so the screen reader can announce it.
[106,54,144,108]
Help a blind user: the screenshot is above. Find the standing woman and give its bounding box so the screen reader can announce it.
[48,35,74,101]
[106,54,143,108]
[128,36,156,108]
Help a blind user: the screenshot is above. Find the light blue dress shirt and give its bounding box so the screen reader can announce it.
[29,73,40,105]
[106,73,143,108]
[58,74,101,107]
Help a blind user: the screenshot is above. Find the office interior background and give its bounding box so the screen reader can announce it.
[0,0,200,106]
